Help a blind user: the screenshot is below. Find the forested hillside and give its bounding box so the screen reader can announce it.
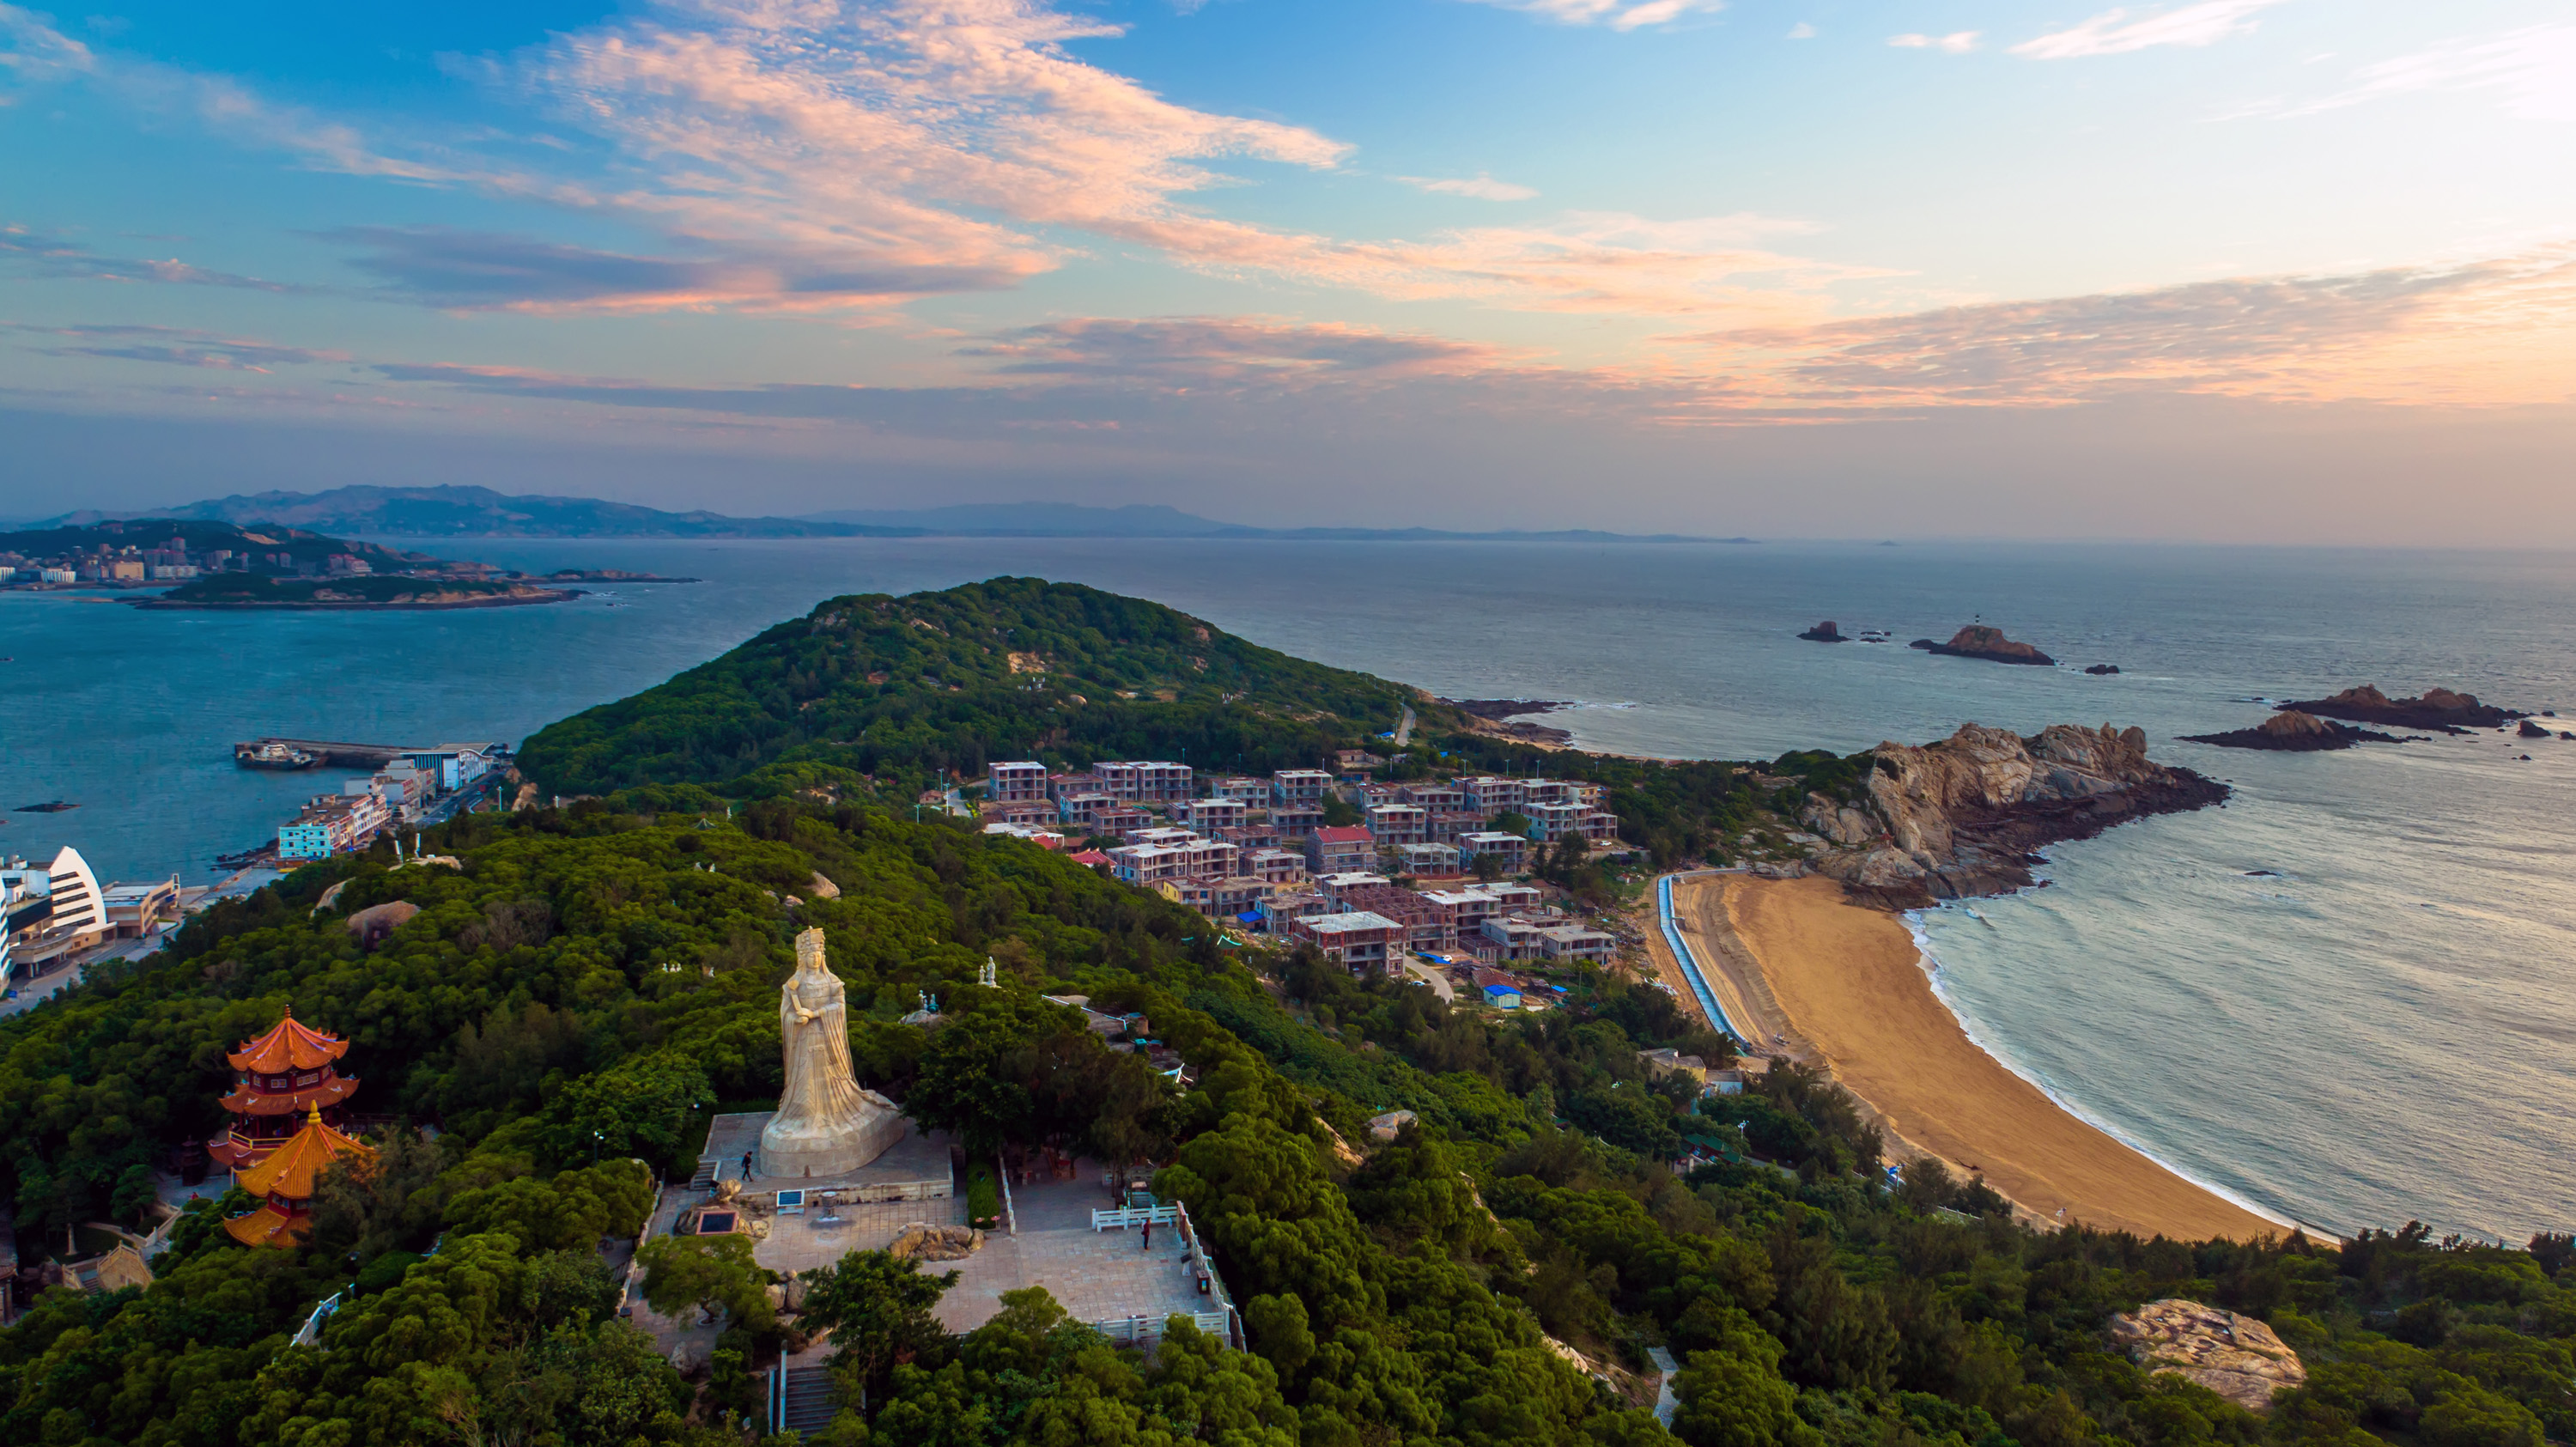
[4,581,2569,1447]
[519,578,1437,797]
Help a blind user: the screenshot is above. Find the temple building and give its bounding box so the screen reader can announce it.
[210,1010,359,1174]
[223,1103,374,1248]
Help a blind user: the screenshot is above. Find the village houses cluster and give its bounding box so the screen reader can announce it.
[981,749,1625,998]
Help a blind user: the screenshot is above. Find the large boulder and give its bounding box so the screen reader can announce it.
[2107,1298,2305,1413]
[344,900,420,949]
[889,1222,984,1262]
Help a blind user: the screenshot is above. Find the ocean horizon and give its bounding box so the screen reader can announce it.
[4,536,2570,1242]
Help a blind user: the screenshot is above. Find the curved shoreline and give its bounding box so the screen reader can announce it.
[1899,905,2324,1241]
[1677,872,2295,1242]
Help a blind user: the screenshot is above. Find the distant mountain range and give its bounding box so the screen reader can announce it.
[34,485,1753,544]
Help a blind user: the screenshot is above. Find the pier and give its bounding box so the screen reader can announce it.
[234,738,432,769]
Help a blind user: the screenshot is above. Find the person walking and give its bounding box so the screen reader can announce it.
[1141,1219,1152,1250]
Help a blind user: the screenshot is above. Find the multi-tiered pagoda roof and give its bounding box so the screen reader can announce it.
[222,1104,374,1248]
[209,1010,361,1171]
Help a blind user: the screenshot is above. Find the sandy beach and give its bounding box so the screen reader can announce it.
[1661,872,2288,1243]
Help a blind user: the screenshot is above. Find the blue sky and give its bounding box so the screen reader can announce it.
[3,1,2572,540]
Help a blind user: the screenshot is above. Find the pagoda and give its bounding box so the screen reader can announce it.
[209,1009,360,1173]
[223,1103,374,1248]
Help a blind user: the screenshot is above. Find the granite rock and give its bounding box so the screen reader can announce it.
[2108,1298,2306,1413]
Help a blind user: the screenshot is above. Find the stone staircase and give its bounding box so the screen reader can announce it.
[778,1365,837,1435]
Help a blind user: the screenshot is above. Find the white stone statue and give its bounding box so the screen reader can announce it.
[757,928,904,1178]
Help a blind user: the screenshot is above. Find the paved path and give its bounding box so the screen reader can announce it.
[1402,959,1455,1002]
[1648,1347,1679,1426]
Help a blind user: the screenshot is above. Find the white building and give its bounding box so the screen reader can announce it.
[0,846,107,976]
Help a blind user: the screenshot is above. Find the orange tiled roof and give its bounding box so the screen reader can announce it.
[222,1206,311,1248]
[219,1073,358,1116]
[237,1108,374,1201]
[227,1011,349,1073]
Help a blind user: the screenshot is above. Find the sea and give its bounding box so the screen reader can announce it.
[3,538,2571,1242]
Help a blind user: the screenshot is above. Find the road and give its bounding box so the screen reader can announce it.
[1393,705,1415,748]
[1401,958,1455,1001]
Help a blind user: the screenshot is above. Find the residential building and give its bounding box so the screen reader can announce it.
[1183,797,1248,832]
[1419,887,1503,940]
[1245,848,1309,885]
[1049,771,1108,800]
[1205,877,1272,916]
[277,793,387,861]
[1105,838,1237,885]
[1525,801,1586,842]
[1481,883,1546,913]
[1124,825,1201,848]
[39,568,76,584]
[1638,1049,1710,1085]
[1461,777,1526,813]
[1213,824,1284,852]
[1306,825,1377,874]
[1538,924,1617,964]
[108,559,146,581]
[1358,783,1406,809]
[1398,842,1461,877]
[1055,791,1118,825]
[1398,783,1464,811]
[984,801,1056,827]
[1286,911,1403,975]
[988,761,1050,804]
[1097,760,1193,802]
[1267,804,1324,838]
[1426,810,1485,843]
[1365,803,1428,846]
[1456,832,1529,873]
[1333,749,1387,775]
[1313,872,1391,904]
[1206,775,1270,802]
[1333,885,1445,951]
[100,878,181,938]
[1090,806,1153,836]
[1255,891,1333,932]
[1271,769,1333,806]
[981,823,1066,850]
[1477,916,1550,962]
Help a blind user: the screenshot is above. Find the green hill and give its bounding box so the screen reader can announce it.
[519,577,1442,796]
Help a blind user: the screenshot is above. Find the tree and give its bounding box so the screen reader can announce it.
[636,1231,775,1329]
[1472,851,1507,883]
[799,1249,957,1403]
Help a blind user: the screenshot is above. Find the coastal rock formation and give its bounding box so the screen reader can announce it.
[1445,698,1577,746]
[1808,723,2227,908]
[1912,625,2056,666]
[2108,1299,2306,1413]
[2518,720,2550,739]
[2086,664,2121,676]
[2181,710,2411,751]
[1799,621,1848,642]
[2275,684,2523,733]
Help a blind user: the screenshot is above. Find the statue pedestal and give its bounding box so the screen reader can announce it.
[756,1105,906,1180]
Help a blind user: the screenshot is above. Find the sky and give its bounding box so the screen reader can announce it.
[3,0,2573,541]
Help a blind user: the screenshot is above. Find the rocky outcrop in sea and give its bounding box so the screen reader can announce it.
[2181,710,2412,751]
[1801,722,2227,909]
[1910,624,2056,666]
[1798,621,1848,642]
[2273,684,2524,733]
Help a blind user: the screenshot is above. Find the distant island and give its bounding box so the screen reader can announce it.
[2275,684,2525,733]
[1910,623,2057,666]
[126,575,579,611]
[38,484,1758,544]
[2183,710,2415,751]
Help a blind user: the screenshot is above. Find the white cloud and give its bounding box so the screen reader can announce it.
[1889,32,1980,54]
[1461,0,1727,33]
[2012,2,2287,61]
[1786,22,1815,40]
[2246,24,2576,121]
[1399,173,1539,201]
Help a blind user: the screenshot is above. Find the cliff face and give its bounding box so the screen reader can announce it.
[1802,722,2227,908]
